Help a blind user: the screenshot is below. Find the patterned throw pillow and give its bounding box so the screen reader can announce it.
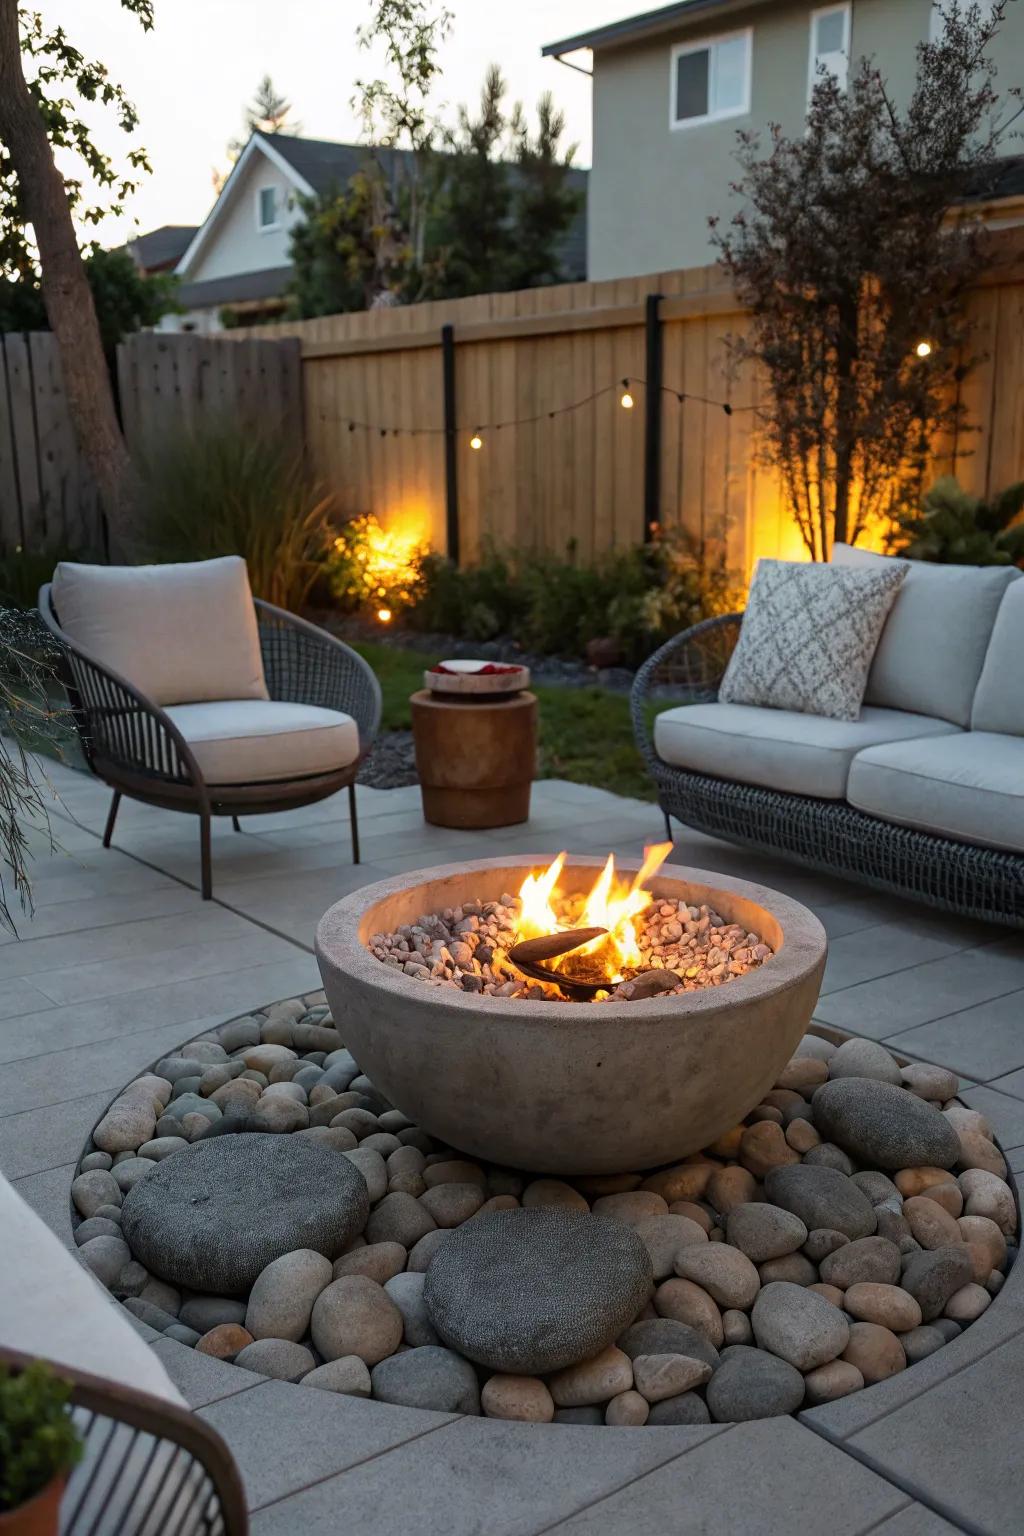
[719,558,909,721]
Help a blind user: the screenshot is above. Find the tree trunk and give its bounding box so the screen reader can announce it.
[831,293,861,556]
[0,0,137,556]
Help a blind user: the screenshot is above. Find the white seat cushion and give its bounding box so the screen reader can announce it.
[53,556,269,707]
[164,700,360,785]
[848,733,1024,854]
[972,579,1024,736]
[653,702,961,799]
[832,543,1019,727]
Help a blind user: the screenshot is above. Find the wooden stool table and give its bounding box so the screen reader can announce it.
[410,689,537,829]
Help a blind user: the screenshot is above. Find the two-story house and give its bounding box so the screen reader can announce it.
[544,0,1024,280]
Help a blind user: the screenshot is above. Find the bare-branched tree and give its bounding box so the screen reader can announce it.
[712,0,1021,560]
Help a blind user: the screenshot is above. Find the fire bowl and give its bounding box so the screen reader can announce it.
[315,857,827,1175]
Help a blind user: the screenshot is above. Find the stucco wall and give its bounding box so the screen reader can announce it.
[185,152,304,283]
[588,0,1023,279]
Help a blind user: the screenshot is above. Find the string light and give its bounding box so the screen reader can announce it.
[915,341,933,358]
[377,607,393,624]
[470,431,483,451]
[620,379,635,410]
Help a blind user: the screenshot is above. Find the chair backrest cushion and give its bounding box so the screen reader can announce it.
[831,543,1020,726]
[972,578,1024,735]
[52,556,269,706]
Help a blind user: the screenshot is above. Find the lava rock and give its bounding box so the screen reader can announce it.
[423,1208,653,1374]
[120,1133,369,1292]
[812,1079,959,1170]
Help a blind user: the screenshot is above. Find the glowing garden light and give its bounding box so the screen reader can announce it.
[377,607,393,624]
[915,341,933,358]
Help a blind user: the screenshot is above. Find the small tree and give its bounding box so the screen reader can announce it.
[507,92,582,290]
[430,64,515,298]
[216,74,300,189]
[289,166,413,316]
[712,0,1021,561]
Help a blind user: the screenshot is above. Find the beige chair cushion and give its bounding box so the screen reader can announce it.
[971,579,1024,736]
[848,733,1024,854]
[832,543,1019,726]
[53,556,269,707]
[164,699,359,785]
[653,702,960,800]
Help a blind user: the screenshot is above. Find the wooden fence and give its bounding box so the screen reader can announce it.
[0,331,103,559]
[236,226,1024,576]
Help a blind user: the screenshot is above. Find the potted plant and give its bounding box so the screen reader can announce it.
[0,1361,82,1535]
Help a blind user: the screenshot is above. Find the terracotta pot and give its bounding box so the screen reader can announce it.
[0,1476,65,1536]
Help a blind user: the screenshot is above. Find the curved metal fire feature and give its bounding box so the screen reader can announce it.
[315,856,827,1175]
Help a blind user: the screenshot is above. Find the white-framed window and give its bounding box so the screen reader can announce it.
[670,28,752,130]
[808,3,851,99]
[256,185,279,231]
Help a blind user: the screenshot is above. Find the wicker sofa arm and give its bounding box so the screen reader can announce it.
[630,612,744,768]
[255,600,383,753]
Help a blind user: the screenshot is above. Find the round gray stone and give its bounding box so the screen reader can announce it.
[179,1296,247,1332]
[705,1345,805,1422]
[725,1203,807,1262]
[900,1245,975,1322]
[751,1282,850,1371]
[812,1079,960,1170]
[79,1235,132,1288]
[234,1339,317,1381]
[899,1324,948,1364]
[617,1318,719,1369]
[424,1208,654,1374]
[646,1391,712,1426]
[120,1134,369,1292]
[820,1236,901,1289]
[827,1039,902,1086]
[371,1346,481,1414]
[384,1271,441,1347]
[764,1165,876,1240]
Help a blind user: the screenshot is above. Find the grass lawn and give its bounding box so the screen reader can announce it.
[354,641,667,802]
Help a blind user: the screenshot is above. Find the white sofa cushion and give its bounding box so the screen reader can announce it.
[164,699,359,785]
[653,702,960,799]
[972,579,1024,736]
[832,543,1019,727]
[52,556,269,707]
[848,733,1024,854]
[719,558,908,721]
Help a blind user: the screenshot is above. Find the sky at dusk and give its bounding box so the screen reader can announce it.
[37,0,632,245]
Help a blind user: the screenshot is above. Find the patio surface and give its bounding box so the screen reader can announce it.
[2,757,1023,1535]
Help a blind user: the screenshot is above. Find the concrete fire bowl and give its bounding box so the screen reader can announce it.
[315,857,827,1175]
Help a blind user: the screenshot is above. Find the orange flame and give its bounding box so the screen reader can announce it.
[516,844,673,983]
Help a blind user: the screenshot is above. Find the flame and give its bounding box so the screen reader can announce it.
[516,844,673,984]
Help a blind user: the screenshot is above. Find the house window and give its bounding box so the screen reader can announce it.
[808,3,851,98]
[670,29,752,130]
[256,185,279,231]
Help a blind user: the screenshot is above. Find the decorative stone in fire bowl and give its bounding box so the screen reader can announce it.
[315,856,827,1174]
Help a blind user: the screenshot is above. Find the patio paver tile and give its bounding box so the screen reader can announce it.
[149,1338,268,1408]
[814,941,1024,1039]
[31,929,305,1007]
[882,991,1024,1081]
[11,1163,76,1247]
[820,923,982,996]
[0,904,254,982]
[0,1089,114,1180]
[0,975,54,1022]
[869,1504,967,1534]
[0,884,205,949]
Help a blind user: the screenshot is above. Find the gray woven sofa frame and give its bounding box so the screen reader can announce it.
[631,613,1024,930]
[39,586,382,901]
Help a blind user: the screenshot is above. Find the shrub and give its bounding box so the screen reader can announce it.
[138,424,335,611]
[0,546,83,610]
[0,1360,82,1512]
[888,476,1024,566]
[325,513,428,618]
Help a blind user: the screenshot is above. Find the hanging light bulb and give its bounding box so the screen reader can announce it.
[620,379,635,410]
[377,607,393,624]
[470,431,483,450]
[915,340,933,358]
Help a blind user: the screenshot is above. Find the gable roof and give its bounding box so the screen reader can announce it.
[124,224,198,273]
[543,0,773,58]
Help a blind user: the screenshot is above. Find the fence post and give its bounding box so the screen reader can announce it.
[441,324,460,565]
[643,293,664,542]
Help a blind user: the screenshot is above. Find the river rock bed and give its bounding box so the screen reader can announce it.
[368,892,773,1001]
[72,994,1018,1426]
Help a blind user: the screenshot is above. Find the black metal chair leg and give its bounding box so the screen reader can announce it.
[199,812,213,899]
[102,791,122,849]
[349,781,361,865]
[231,816,242,832]
[663,806,673,842]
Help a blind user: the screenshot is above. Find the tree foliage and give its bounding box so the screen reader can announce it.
[0,245,176,357]
[0,1,152,280]
[712,0,1021,560]
[888,475,1024,565]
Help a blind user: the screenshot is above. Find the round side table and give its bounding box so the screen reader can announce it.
[410,689,538,829]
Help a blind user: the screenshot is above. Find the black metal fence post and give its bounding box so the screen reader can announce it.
[643,293,664,542]
[441,324,460,565]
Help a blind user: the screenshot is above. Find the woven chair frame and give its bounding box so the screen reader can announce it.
[631,612,1024,929]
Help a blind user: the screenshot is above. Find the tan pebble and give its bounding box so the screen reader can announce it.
[914,1182,963,1219]
[592,1191,669,1226]
[722,1309,753,1345]
[708,1227,725,1243]
[844,1283,922,1332]
[786,1119,821,1154]
[632,1352,713,1404]
[654,1278,724,1347]
[641,1163,716,1202]
[667,1201,713,1232]
[747,1105,784,1125]
[633,1214,708,1280]
[842,1321,906,1384]
[895,1168,956,1198]
[957,1215,1007,1272]
[605,1390,650,1426]
[762,1089,807,1112]
[903,1196,963,1250]
[901,1064,958,1101]
[944,1283,991,1323]
[706,1165,758,1215]
[388,1173,426,1197]
[943,1105,993,1141]
[808,1283,846,1308]
[674,1244,760,1309]
[332,1243,407,1285]
[548,1346,633,1408]
[481,1374,554,1422]
[195,1324,253,1360]
[964,1241,994,1285]
[739,1122,801,1179]
[758,1253,817,1286]
[521,1179,589,1212]
[957,1131,1007,1179]
[706,1127,744,1159]
[775,1057,829,1093]
[959,1170,1016,1235]
[803,1360,865,1406]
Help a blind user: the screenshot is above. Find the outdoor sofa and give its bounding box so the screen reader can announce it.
[632,545,1024,927]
